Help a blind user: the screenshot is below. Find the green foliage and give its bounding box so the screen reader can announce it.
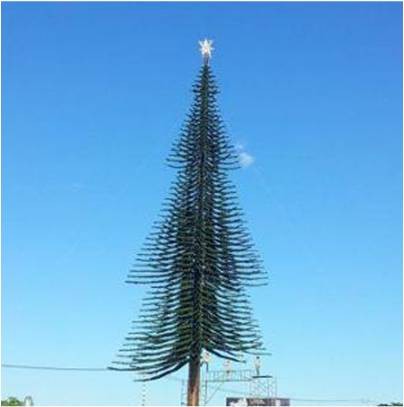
[111,62,268,380]
[1,397,23,406]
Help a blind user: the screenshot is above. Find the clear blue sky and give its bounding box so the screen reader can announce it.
[2,2,402,405]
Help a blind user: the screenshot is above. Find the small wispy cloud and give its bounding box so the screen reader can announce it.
[235,142,255,168]
[71,182,86,191]
[239,151,255,168]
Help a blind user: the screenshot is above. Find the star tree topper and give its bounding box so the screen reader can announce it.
[199,39,214,63]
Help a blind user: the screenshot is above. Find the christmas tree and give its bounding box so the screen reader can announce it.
[111,40,268,405]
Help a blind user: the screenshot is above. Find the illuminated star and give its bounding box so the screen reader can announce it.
[199,39,214,61]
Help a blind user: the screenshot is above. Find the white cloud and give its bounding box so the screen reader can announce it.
[239,151,255,168]
[71,182,85,191]
[234,140,255,168]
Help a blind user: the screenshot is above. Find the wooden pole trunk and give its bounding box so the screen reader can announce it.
[187,355,201,406]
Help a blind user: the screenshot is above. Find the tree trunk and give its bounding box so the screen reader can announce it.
[187,355,201,406]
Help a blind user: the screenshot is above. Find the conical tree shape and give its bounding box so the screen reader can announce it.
[111,54,268,398]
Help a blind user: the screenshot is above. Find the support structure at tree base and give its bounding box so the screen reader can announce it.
[181,368,279,406]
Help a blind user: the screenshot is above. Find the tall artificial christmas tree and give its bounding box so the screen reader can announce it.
[111,40,268,406]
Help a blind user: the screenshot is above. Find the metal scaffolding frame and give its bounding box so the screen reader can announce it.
[180,367,277,405]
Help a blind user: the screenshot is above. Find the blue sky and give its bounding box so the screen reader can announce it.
[1,2,402,405]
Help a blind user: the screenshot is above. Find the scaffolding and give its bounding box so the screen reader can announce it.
[180,366,277,405]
